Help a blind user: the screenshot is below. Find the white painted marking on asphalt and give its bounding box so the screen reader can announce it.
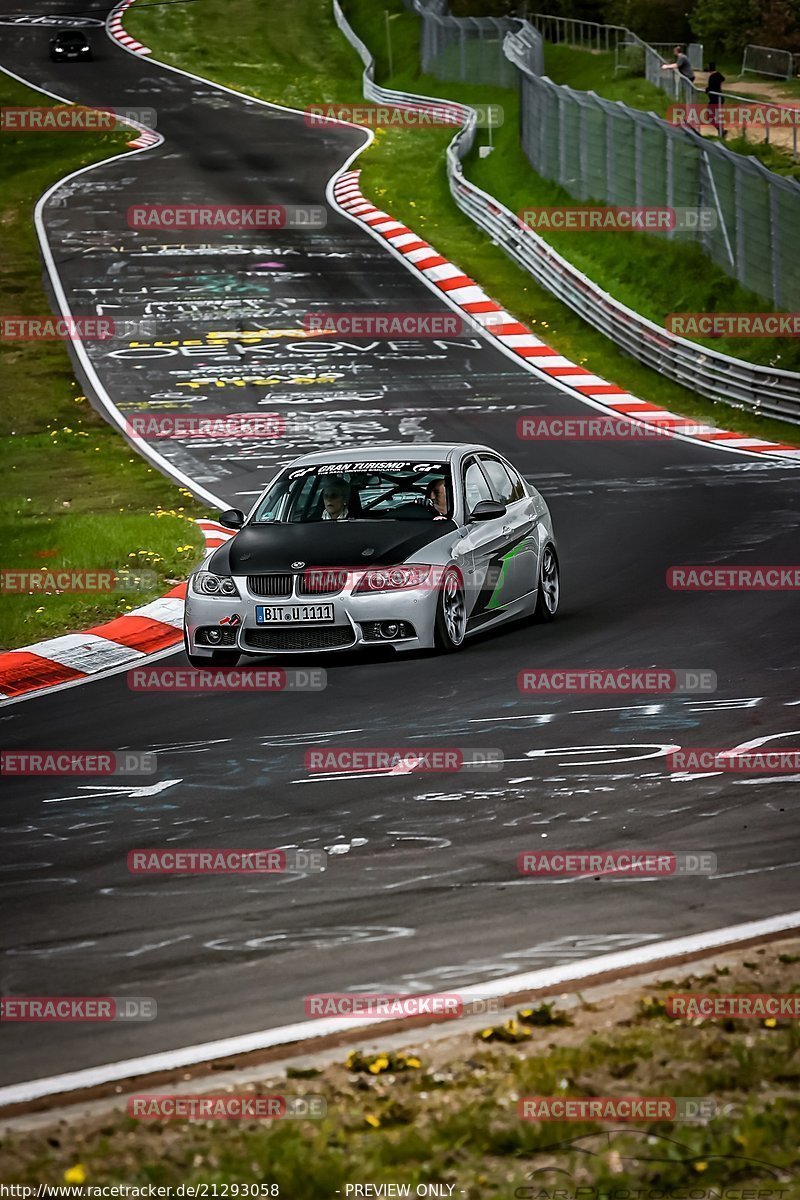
[43,780,181,805]
[119,934,192,958]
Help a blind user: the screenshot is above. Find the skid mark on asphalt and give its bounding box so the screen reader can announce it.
[355,933,664,994]
[204,926,414,953]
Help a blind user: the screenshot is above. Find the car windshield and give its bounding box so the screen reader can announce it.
[251,461,454,523]
[58,32,87,42]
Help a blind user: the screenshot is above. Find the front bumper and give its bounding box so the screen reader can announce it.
[184,576,441,657]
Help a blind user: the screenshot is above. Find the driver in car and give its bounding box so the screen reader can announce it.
[425,478,449,518]
[321,479,350,521]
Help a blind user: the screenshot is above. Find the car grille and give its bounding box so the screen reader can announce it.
[247,574,293,597]
[244,627,355,652]
[298,569,348,596]
[247,571,348,597]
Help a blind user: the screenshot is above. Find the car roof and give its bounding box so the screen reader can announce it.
[286,444,496,467]
[54,30,88,38]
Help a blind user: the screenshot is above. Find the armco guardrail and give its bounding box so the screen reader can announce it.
[332,1,800,424]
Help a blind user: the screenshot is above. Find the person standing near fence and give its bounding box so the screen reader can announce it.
[663,44,696,83]
[706,62,726,138]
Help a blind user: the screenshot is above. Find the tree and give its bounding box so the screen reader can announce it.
[690,0,800,57]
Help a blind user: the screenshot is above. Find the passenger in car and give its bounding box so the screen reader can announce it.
[425,478,449,517]
[321,479,351,521]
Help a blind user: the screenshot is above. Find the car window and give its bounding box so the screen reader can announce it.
[251,463,453,523]
[480,456,516,504]
[504,461,526,502]
[463,459,492,513]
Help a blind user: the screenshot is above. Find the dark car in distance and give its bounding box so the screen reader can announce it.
[50,31,93,62]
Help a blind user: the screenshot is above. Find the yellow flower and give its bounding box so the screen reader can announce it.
[365,1114,381,1128]
[764,1017,777,1028]
[693,1162,708,1174]
[64,1166,87,1184]
[404,1056,421,1069]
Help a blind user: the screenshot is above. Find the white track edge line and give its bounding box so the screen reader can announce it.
[2,909,798,1107]
[0,63,227,511]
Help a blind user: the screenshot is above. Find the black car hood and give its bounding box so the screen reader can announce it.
[208,520,456,574]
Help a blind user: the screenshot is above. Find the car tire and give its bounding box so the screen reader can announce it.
[434,567,467,653]
[184,631,241,667]
[532,543,559,622]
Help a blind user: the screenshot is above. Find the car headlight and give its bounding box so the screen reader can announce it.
[54,46,64,52]
[80,45,90,51]
[192,571,239,597]
[353,565,433,593]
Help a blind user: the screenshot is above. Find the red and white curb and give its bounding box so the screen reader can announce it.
[0,519,232,703]
[107,0,150,56]
[127,127,160,150]
[333,171,800,462]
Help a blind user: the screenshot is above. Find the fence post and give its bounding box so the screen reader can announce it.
[770,181,782,308]
[733,163,747,285]
[606,109,615,204]
[665,129,675,241]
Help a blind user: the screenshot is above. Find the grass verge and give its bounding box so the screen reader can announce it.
[0,72,206,651]
[125,0,800,447]
[1,941,798,1195]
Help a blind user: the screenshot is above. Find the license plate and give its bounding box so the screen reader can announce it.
[255,603,334,625]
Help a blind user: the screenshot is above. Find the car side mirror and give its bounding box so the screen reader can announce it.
[470,499,507,522]
[219,508,245,530]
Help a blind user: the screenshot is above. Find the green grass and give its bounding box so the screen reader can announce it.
[2,946,799,1196]
[125,0,800,448]
[0,73,206,651]
[544,43,672,111]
